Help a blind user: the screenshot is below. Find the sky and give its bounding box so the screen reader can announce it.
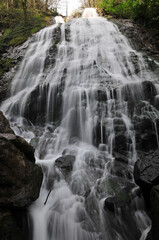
[57,0,82,16]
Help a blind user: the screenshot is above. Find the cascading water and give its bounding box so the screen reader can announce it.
[1,8,159,240]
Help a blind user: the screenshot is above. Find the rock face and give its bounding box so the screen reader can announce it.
[112,19,159,58]
[134,150,159,240]
[134,150,159,208]
[150,185,159,240]
[0,111,43,239]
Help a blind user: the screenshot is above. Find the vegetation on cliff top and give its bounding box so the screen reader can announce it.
[84,0,159,26]
[0,0,58,78]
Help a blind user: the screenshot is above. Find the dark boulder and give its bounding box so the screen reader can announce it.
[104,187,132,213]
[150,185,159,240]
[55,155,75,178]
[0,209,22,240]
[0,111,43,239]
[0,111,43,208]
[0,111,14,134]
[0,136,43,207]
[134,150,159,208]
[114,152,129,164]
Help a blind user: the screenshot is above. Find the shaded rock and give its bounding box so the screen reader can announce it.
[134,116,158,151]
[0,136,43,207]
[0,111,42,207]
[145,230,152,240]
[23,83,62,124]
[114,152,129,164]
[0,209,22,240]
[134,150,159,208]
[11,135,35,163]
[0,133,35,163]
[55,155,75,178]
[104,188,131,213]
[62,148,77,156]
[0,111,14,134]
[150,185,159,240]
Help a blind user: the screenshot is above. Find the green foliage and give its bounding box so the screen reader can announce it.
[0,2,53,78]
[0,57,14,78]
[0,7,52,51]
[101,0,159,25]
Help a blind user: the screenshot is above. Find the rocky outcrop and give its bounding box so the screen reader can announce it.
[0,40,30,103]
[134,150,159,208]
[134,150,159,240]
[151,185,159,240]
[0,111,43,240]
[112,19,159,59]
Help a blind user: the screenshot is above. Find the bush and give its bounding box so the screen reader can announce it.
[101,0,159,25]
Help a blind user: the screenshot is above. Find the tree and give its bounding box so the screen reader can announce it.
[20,0,28,24]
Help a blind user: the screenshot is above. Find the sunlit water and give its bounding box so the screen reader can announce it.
[1,8,158,240]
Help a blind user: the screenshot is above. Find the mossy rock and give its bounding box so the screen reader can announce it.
[9,36,27,46]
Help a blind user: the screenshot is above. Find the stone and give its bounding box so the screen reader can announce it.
[0,136,43,207]
[114,152,129,164]
[0,209,22,240]
[55,155,75,178]
[104,187,131,213]
[134,150,159,208]
[0,111,14,134]
[0,111,43,207]
[150,185,159,240]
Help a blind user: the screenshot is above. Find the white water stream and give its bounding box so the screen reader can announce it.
[1,8,158,240]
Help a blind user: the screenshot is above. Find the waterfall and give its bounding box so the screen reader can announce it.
[1,8,159,240]
[82,8,99,18]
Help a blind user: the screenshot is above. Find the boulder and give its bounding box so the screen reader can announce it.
[134,150,159,208]
[150,185,159,240]
[0,209,22,240]
[0,111,14,134]
[0,111,43,208]
[104,187,132,213]
[0,136,43,207]
[55,155,75,178]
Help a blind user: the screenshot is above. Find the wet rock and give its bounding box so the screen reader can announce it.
[0,209,22,240]
[0,111,35,163]
[62,148,77,156]
[142,81,157,101]
[0,111,43,208]
[113,134,130,154]
[103,186,141,240]
[134,150,159,208]
[134,116,158,152]
[150,185,159,240]
[0,40,30,103]
[145,230,152,240]
[104,188,131,213]
[121,81,157,105]
[55,155,75,178]
[23,84,62,124]
[112,19,159,58]
[44,26,61,70]
[114,152,129,164]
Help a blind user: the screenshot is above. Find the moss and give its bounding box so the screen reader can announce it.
[0,57,14,78]
[9,36,27,46]
[116,190,130,202]
[0,8,54,79]
[107,179,119,192]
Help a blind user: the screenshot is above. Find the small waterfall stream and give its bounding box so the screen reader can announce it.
[1,8,159,240]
